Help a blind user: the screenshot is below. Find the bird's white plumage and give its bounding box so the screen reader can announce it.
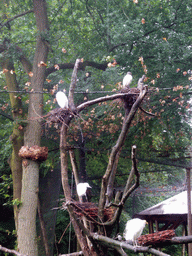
[77,182,91,197]
[56,91,68,108]
[124,218,147,245]
[122,72,132,88]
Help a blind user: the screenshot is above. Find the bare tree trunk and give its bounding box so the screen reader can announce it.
[17,0,49,255]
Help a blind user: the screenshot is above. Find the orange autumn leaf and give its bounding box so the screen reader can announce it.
[54,64,60,70]
[25,82,31,86]
[138,56,144,64]
[28,72,33,77]
[141,18,145,24]
[62,48,67,53]
[176,68,180,73]
[38,61,47,67]
[183,71,187,76]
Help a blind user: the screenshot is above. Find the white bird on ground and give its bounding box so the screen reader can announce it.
[56,91,68,108]
[77,182,91,197]
[122,72,133,88]
[124,218,147,246]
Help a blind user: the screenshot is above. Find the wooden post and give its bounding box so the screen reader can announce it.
[187,167,192,256]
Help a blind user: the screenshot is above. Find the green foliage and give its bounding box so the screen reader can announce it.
[1,0,192,254]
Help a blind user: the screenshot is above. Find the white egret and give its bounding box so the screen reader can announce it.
[122,72,132,88]
[56,91,68,108]
[124,218,147,246]
[77,182,91,202]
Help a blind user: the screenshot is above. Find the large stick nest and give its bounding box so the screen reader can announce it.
[46,107,71,124]
[65,202,115,222]
[19,145,48,161]
[120,87,140,110]
[137,230,176,246]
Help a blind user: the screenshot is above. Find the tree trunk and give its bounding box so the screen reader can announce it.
[1,59,24,231]
[17,0,49,255]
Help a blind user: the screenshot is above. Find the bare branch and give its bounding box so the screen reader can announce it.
[121,145,139,203]
[139,106,156,116]
[69,150,79,186]
[77,92,137,113]
[45,60,107,77]
[98,86,147,218]
[0,10,33,29]
[115,247,128,256]
[0,245,27,256]
[59,252,83,256]
[91,233,170,256]
[15,46,33,74]
[68,59,82,111]
[103,145,140,227]
[37,198,50,256]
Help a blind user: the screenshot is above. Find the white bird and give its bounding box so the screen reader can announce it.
[56,91,68,108]
[124,218,147,246]
[77,182,91,197]
[122,72,132,88]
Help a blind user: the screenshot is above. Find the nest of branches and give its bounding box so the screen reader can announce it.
[19,145,48,161]
[120,87,140,110]
[137,230,176,246]
[46,107,71,124]
[69,202,115,222]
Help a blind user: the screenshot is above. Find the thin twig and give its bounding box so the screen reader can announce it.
[139,106,156,116]
[0,245,27,256]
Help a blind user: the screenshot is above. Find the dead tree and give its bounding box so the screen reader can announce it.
[50,59,148,255]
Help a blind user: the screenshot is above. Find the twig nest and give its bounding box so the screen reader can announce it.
[19,145,48,161]
[137,229,175,246]
[120,87,140,110]
[68,202,115,222]
[46,108,71,124]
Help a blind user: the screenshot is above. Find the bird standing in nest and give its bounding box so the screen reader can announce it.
[77,182,91,202]
[122,72,133,89]
[56,91,68,108]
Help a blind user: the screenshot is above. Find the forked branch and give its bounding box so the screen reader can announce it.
[98,85,147,218]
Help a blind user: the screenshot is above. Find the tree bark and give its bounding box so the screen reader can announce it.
[17,0,49,255]
[1,59,24,231]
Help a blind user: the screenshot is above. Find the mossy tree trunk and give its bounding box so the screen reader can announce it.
[17,0,49,255]
[1,59,24,231]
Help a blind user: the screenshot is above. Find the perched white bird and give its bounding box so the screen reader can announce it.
[56,91,68,108]
[77,182,91,197]
[122,72,132,88]
[124,218,147,246]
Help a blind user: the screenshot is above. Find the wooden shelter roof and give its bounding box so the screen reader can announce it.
[134,190,190,225]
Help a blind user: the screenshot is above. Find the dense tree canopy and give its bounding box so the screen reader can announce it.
[0,0,192,255]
